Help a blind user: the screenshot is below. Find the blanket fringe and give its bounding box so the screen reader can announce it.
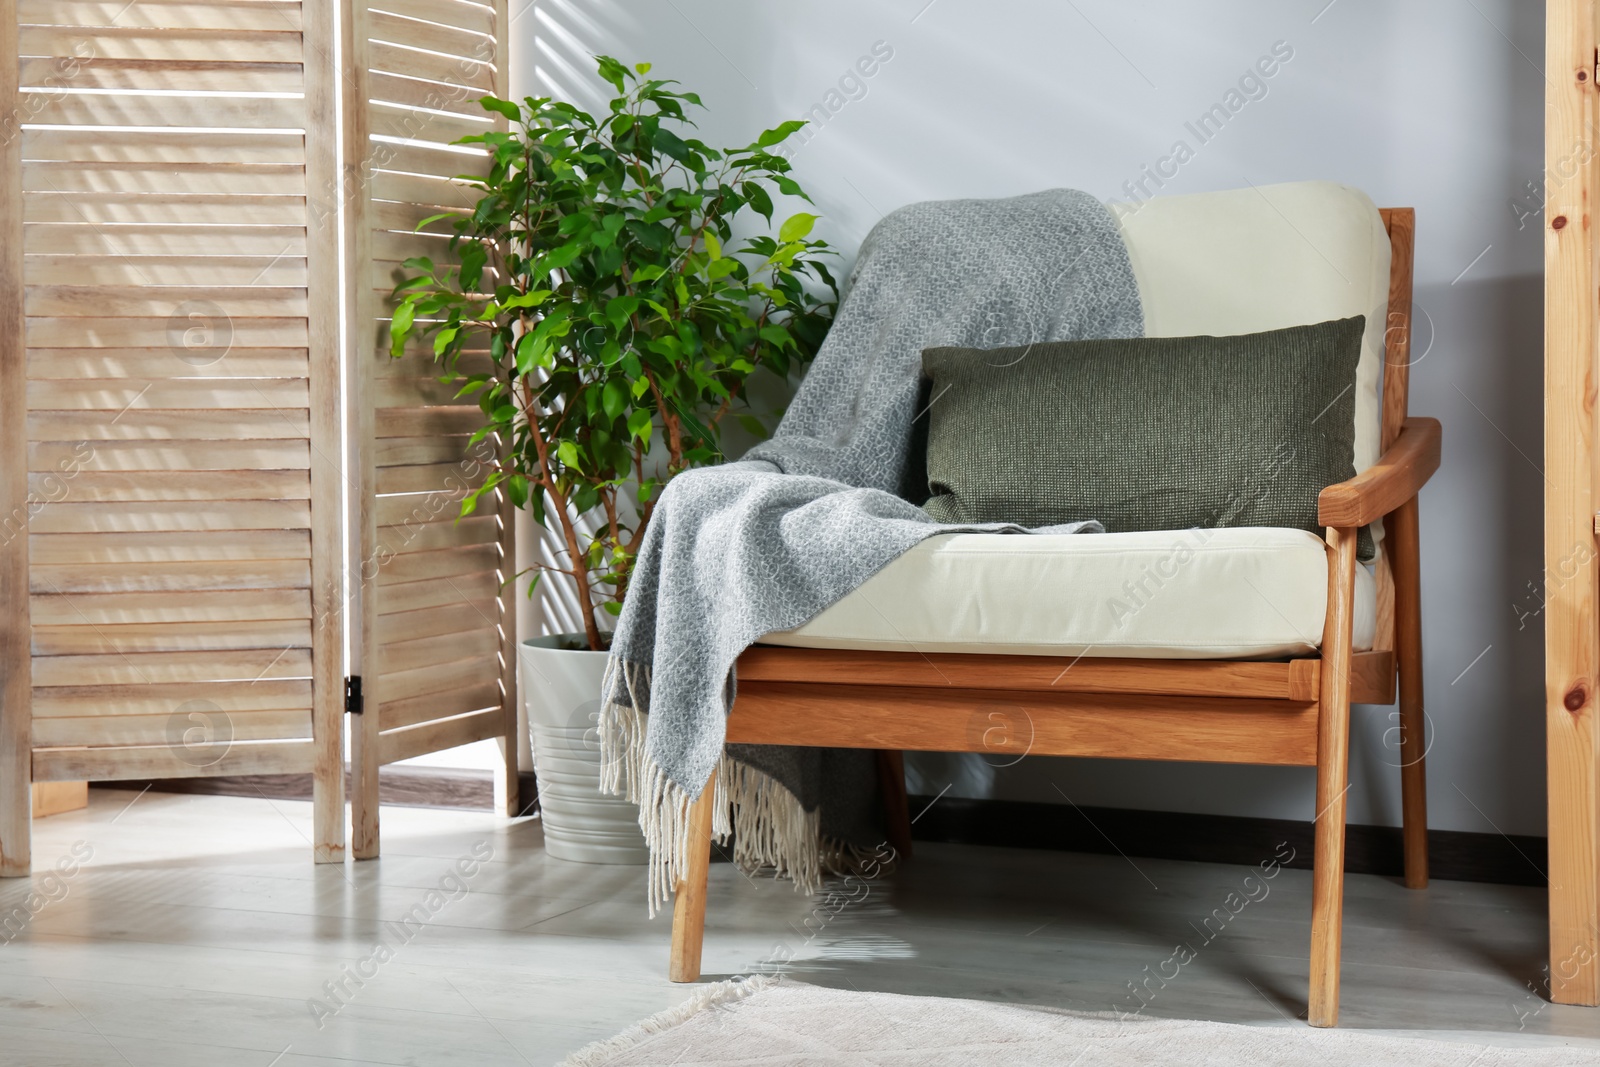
[599,658,826,916]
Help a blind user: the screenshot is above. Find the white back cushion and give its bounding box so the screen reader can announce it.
[1112,181,1391,475]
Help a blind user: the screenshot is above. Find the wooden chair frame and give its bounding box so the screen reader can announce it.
[666,209,1438,1028]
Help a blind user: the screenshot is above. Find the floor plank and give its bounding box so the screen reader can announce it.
[0,788,1596,1066]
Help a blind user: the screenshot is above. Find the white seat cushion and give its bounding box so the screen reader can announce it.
[761,528,1375,659]
[765,182,1389,661]
[1112,180,1391,475]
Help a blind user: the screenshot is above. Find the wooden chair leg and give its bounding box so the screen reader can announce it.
[876,749,913,861]
[670,768,717,983]
[1389,497,1429,889]
[1310,525,1359,1028]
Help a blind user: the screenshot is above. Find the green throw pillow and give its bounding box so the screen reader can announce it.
[920,316,1373,559]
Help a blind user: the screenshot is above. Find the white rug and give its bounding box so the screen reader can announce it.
[561,977,1600,1066]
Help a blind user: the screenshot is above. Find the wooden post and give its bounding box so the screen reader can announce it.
[343,0,380,862]
[1309,525,1359,1027]
[303,0,346,865]
[1545,0,1600,1008]
[0,0,31,879]
[670,769,717,983]
[491,0,519,820]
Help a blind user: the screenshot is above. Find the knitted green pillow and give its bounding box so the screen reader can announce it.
[920,316,1372,558]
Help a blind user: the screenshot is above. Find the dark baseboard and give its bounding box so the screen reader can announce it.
[114,774,1544,886]
[908,794,1548,887]
[112,767,542,817]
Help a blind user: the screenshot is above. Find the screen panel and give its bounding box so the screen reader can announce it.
[346,0,515,857]
[8,0,344,858]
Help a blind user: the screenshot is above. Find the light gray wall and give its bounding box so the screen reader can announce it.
[512,0,1548,836]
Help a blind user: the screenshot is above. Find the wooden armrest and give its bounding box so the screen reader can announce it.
[1317,417,1440,528]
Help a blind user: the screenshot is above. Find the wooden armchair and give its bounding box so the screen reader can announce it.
[667,192,1435,1029]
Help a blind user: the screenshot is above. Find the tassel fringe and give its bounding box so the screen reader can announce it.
[599,657,829,916]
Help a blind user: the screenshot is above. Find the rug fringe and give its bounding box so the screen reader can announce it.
[599,658,823,916]
[557,975,779,1067]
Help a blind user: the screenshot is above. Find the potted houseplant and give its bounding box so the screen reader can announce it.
[388,57,836,862]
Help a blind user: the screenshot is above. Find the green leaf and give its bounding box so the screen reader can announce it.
[653,128,692,163]
[634,61,652,75]
[557,439,584,472]
[602,378,627,421]
[413,212,458,233]
[479,96,521,121]
[778,212,817,243]
[596,55,629,94]
[506,473,529,508]
[702,231,722,260]
[388,302,415,356]
[626,408,652,443]
[757,120,806,147]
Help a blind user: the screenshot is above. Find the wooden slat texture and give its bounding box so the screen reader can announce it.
[378,514,497,552]
[29,529,308,564]
[25,194,307,227]
[34,709,311,747]
[27,379,310,410]
[373,0,493,35]
[33,679,310,716]
[22,129,305,165]
[32,619,310,655]
[30,589,309,625]
[25,285,308,318]
[369,39,491,91]
[20,58,303,93]
[22,92,306,129]
[31,648,312,687]
[348,0,509,856]
[27,349,309,380]
[369,9,489,60]
[377,707,502,765]
[33,739,315,782]
[32,559,310,594]
[30,410,311,441]
[19,26,304,64]
[25,258,308,287]
[25,223,307,256]
[2,0,33,876]
[23,162,307,196]
[20,0,304,30]
[378,680,499,731]
[26,469,311,502]
[28,439,311,471]
[6,0,345,849]
[1545,0,1600,1007]
[27,314,308,347]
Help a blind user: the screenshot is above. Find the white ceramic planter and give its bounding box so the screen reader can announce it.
[521,635,648,864]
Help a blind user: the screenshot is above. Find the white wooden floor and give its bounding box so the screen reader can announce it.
[2,788,1598,1066]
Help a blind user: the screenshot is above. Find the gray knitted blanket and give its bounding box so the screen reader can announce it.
[599,189,1144,912]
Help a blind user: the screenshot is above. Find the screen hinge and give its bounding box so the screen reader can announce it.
[345,675,363,714]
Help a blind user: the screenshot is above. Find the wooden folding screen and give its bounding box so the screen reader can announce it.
[344,0,516,858]
[1546,0,1600,1009]
[0,0,346,870]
